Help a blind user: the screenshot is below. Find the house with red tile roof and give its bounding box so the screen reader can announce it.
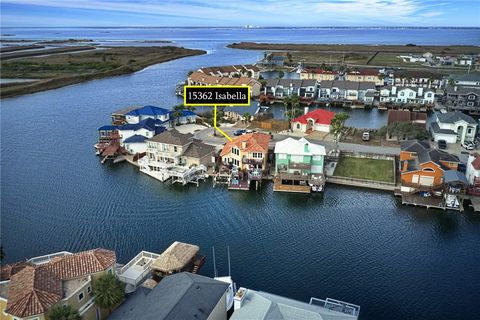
[291,109,335,133]
[0,248,116,320]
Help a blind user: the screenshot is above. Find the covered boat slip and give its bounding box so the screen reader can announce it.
[273,172,325,193]
[151,241,205,280]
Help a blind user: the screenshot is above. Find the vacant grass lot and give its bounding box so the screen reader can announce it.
[333,156,395,183]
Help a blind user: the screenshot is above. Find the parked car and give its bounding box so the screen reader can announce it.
[362,132,370,141]
[461,141,475,150]
[438,139,447,149]
[234,129,246,136]
[245,129,255,134]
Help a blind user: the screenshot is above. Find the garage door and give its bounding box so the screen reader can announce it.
[419,176,434,186]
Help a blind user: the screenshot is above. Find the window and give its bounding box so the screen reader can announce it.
[253,153,263,159]
[423,168,434,172]
[400,92,405,96]
[78,292,84,301]
[468,95,475,100]
[296,124,300,129]
[232,147,239,156]
[174,146,178,152]
[426,93,432,97]
[467,102,474,107]
[409,92,414,97]
[278,154,287,160]
[162,144,168,151]
[312,155,322,161]
[87,285,92,293]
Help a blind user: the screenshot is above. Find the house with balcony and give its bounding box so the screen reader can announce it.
[117,118,166,155]
[291,108,335,134]
[139,129,215,184]
[345,68,383,85]
[220,133,271,190]
[442,85,480,113]
[124,105,171,124]
[0,249,116,320]
[318,80,376,103]
[188,72,262,96]
[299,68,338,82]
[111,106,142,125]
[393,70,443,89]
[264,79,318,99]
[273,137,326,193]
[429,111,477,144]
[231,287,359,320]
[399,140,460,194]
[379,86,435,106]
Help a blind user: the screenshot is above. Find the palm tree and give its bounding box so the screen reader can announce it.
[290,94,301,122]
[93,273,124,314]
[243,112,251,124]
[330,112,350,152]
[283,96,292,120]
[46,304,81,320]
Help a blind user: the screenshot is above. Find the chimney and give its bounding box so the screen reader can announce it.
[304,106,309,115]
[418,87,423,96]
[391,86,397,95]
[241,141,247,149]
[304,143,309,152]
[234,288,248,310]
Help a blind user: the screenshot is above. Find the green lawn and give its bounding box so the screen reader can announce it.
[333,156,395,183]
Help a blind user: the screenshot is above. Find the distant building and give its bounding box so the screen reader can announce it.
[318,80,376,103]
[109,273,229,320]
[198,64,260,79]
[188,72,261,97]
[0,249,116,320]
[429,111,477,144]
[231,287,360,320]
[442,85,480,112]
[345,69,383,85]
[264,79,318,98]
[393,70,443,89]
[452,74,480,87]
[291,108,335,133]
[379,86,435,105]
[299,68,338,82]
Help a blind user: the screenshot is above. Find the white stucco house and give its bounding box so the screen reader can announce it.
[429,111,477,144]
[466,153,480,186]
[125,105,171,124]
[291,108,335,133]
[379,86,435,105]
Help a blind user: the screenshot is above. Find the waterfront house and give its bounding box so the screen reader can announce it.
[299,68,338,82]
[264,79,318,98]
[291,108,335,134]
[220,133,271,190]
[0,249,116,320]
[198,64,260,79]
[345,68,383,85]
[170,109,197,125]
[318,80,376,103]
[466,153,480,186]
[111,106,141,125]
[97,125,119,144]
[442,85,480,113]
[117,118,166,155]
[399,140,460,192]
[150,242,205,279]
[429,111,477,144]
[273,137,326,193]
[125,105,171,124]
[392,70,443,89]
[109,273,229,320]
[231,287,359,320]
[379,86,435,105]
[187,72,261,96]
[139,129,215,183]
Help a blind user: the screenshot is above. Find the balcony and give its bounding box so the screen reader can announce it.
[289,161,311,171]
[242,157,263,167]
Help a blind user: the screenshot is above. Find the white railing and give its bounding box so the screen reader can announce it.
[310,297,360,317]
[117,251,160,287]
[27,251,72,265]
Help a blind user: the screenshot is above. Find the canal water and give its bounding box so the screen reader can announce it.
[1,28,480,320]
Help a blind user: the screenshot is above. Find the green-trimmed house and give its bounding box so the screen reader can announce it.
[273,137,326,193]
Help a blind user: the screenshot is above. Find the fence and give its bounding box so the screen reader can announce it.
[251,119,290,131]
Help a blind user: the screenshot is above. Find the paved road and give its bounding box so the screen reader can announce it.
[194,126,401,155]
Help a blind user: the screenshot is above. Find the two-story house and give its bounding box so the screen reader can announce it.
[125,105,171,125]
[442,85,480,112]
[345,69,383,85]
[393,70,443,89]
[429,111,477,144]
[0,249,116,320]
[379,86,435,105]
[264,79,318,98]
[139,129,215,182]
[399,140,460,192]
[299,68,338,82]
[273,137,326,193]
[318,81,376,103]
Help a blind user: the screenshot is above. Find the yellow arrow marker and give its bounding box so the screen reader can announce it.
[214,105,233,141]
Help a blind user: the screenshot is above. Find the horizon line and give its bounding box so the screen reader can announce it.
[2,26,480,29]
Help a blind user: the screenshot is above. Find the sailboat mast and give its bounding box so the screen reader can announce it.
[227,245,231,277]
[212,246,217,278]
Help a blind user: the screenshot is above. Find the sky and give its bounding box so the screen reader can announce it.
[1,0,479,28]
